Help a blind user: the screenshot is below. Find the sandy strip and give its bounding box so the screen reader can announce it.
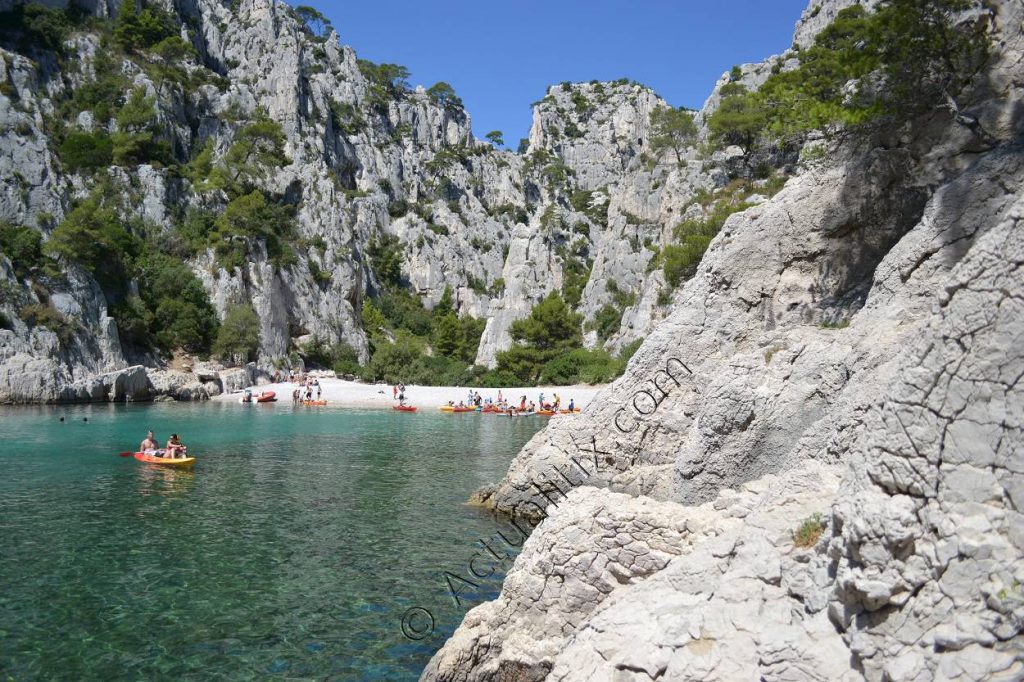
[215,377,608,411]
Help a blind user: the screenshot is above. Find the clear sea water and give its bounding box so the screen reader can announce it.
[0,401,543,680]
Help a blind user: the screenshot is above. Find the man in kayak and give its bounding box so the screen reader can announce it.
[140,431,158,454]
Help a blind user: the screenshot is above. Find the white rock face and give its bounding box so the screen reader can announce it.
[425,462,847,681]
[425,0,1024,679]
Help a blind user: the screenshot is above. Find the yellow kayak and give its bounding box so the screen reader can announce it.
[133,452,196,468]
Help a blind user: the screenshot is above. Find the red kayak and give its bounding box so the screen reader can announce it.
[132,452,196,468]
[393,405,417,412]
[256,390,277,403]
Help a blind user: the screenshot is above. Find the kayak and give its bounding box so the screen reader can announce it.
[559,408,580,414]
[498,411,536,417]
[393,405,417,412]
[302,400,328,406]
[256,390,277,403]
[439,406,477,413]
[133,452,196,468]
[537,410,556,416]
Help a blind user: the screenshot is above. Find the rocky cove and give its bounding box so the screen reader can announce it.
[1,0,1022,680]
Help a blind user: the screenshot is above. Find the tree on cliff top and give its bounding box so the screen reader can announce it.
[707,0,991,150]
[649,106,698,162]
[427,82,463,110]
[294,5,331,38]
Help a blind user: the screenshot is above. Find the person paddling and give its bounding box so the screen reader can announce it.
[140,431,158,454]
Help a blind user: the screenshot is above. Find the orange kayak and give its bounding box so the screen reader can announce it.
[302,400,328,406]
[133,452,196,468]
[393,405,417,412]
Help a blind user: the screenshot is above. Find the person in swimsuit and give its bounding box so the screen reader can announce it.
[140,431,158,454]
[166,434,187,459]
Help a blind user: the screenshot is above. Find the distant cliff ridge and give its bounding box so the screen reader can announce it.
[0,0,750,402]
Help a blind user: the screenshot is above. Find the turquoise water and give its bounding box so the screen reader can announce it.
[0,402,543,680]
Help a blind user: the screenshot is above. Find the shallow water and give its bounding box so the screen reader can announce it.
[0,401,543,680]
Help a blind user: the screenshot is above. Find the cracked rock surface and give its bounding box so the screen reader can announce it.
[426,0,1024,679]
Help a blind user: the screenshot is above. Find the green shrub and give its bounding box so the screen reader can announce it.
[174,207,217,255]
[387,199,410,218]
[539,348,624,385]
[136,251,218,353]
[590,304,623,341]
[18,302,75,343]
[618,338,643,363]
[212,191,296,270]
[361,299,387,337]
[357,59,410,111]
[221,115,290,193]
[329,100,367,136]
[431,312,485,363]
[376,288,431,337]
[113,0,177,53]
[510,292,582,351]
[57,131,114,171]
[61,52,129,124]
[150,35,197,61]
[793,513,824,548]
[46,196,137,291]
[299,337,360,374]
[367,233,404,288]
[0,224,46,277]
[0,3,74,55]
[213,303,260,364]
[707,1,991,151]
[112,87,172,166]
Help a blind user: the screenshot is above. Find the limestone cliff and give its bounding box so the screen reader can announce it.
[425,0,1024,679]
[0,0,714,402]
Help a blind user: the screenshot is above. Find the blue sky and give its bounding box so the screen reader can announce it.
[309,0,810,146]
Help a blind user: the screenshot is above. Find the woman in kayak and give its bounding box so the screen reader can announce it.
[166,434,187,459]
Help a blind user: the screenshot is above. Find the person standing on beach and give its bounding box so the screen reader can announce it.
[316,381,322,400]
[393,385,397,400]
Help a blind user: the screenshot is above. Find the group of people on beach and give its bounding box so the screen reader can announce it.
[292,377,322,403]
[139,430,188,459]
[444,389,576,416]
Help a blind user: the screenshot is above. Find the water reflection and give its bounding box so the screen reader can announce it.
[133,465,196,498]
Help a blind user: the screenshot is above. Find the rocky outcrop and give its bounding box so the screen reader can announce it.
[426,0,1024,679]
[425,462,846,681]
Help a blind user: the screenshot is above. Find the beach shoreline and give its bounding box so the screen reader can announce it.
[215,377,608,411]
